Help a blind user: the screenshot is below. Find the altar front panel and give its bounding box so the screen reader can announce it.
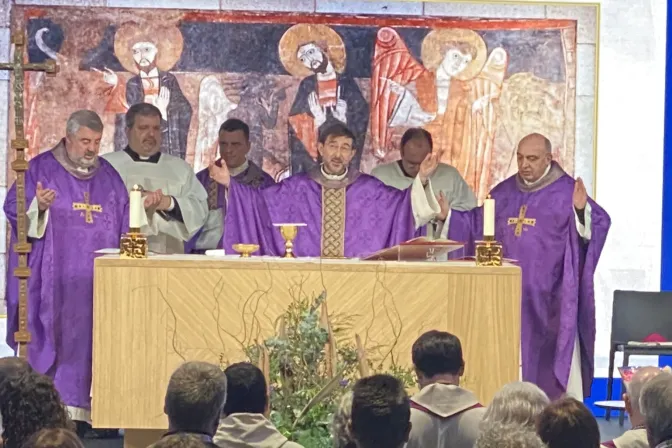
[92,256,521,429]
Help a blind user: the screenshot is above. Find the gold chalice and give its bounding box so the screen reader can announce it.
[273,223,306,258]
[232,243,259,258]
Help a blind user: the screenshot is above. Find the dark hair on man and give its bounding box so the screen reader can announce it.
[219,118,250,140]
[412,330,464,377]
[223,362,267,415]
[351,374,411,448]
[536,397,600,448]
[22,428,84,448]
[0,371,72,448]
[400,128,433,151]
[125,103,162,129]
[149,434,208,448]
[164,362,228,434]
[318,122,356,144]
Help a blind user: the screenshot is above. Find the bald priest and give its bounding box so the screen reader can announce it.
[448,133,611,400]
[217,123,444,258]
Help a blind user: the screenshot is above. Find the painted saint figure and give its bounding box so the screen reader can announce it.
[100,24,192,159]
[279,24,369,174]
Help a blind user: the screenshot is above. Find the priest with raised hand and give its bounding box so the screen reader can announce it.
[4,110,130,429]
[448,132,611,400]
[185,118,274,253]
[103,103,208,254]
[217,123,443,258]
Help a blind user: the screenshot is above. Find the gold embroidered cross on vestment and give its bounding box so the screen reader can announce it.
[72,192,102,224]
[321,187,346,258]
[507,204,536,237]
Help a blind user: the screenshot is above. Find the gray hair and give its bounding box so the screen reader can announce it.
[332,391,356,448]
[627,366,664,414]
[475,423,547,448]
[640,371,672,446]
[66,110,103,136]
[481,382,550,430]
[164,361,227,431]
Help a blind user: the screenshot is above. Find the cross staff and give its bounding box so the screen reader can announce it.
[0,32,58,358]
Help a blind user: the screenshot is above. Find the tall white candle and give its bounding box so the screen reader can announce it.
[483,197,495,237]
[129,185,143,230]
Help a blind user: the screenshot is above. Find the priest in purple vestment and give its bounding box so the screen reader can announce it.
[186,119,274,253]
[447,133,610,400]
[3,111,129,425]
[218,123,445,258]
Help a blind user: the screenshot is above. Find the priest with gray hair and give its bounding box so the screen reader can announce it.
[4,109,132,429]
[639,371,672,448]
[480,381,549,431]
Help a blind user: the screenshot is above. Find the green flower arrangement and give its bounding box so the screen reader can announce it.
[242,291,416,447]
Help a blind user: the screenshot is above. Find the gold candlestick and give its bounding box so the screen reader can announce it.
[475,235,503,267]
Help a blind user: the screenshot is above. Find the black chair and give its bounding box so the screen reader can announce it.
[605,290,672,424]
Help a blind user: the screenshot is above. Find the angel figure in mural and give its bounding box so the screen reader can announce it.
[97,23,193,160]
[279,24,369,174]
[370,27,508,201]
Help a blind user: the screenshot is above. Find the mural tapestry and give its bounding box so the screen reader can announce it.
[10,8,577,202]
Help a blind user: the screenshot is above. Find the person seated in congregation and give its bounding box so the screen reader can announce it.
[150,434,210,448]
[22,428,84,448]
[331,391,356,448]
[214,362,302,448]
[161,362,227,448]
[0,357,33,436]
[406,330,485,448]
[479,381,549,431]
[372,128,476,237]
[475,423,547,448]
[602,366,665,448]
[639,371,672,448]
[186,118,275,253]
[103,103,208,254]
[536,397,600,448]
[350,374,411,448]
[218,123,444,258]
[0,369,72,448]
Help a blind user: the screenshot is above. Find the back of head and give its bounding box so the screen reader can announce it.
[125,102,162,129]
[626,366,664,416]
[0,370,71,448]
[219,118,250,140]
[0,357,31,384]
[222,362,267,415]
[481,382,550,430]
[165,361,227,433]
[351,374,410,448]
[640,371,672,446]
[536,397,600,448]
[475,423,547,448]
[65,110,104,136]
[331,391,356,448]
[149,434,208,448]
[318,122,355,144]
[22,428,83,448]
[412,330,463,378]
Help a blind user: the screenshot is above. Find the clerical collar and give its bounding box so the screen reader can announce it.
[523,163,552,187]
[229,160,249,177]
[124,146,161,163]
[321,164,348,181]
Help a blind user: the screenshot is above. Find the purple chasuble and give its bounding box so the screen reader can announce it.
[448,163,610,399]
[223,168,423,258]
[185,161,274,253]
[3,142,129,412]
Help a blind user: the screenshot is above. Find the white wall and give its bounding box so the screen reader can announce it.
[0,0,666,376]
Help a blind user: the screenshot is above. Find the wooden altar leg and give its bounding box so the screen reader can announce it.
[123,429,165,448]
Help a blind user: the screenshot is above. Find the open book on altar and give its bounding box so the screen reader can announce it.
[363,237,465,261]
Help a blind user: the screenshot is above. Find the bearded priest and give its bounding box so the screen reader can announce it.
[218,123,444,258]
[448,133,611,400]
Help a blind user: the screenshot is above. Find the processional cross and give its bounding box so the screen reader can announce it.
[507,204,536,237]
[0,33,58,357]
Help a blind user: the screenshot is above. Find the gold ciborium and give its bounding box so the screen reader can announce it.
[232,243,259,258]
[273,223,306,258]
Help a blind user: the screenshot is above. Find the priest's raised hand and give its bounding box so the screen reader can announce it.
[418,152,439,184]
[209,162,230,187]
[35,181,56,212]
[573,177,588,210]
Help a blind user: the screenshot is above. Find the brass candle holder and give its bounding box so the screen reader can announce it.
[475,235,503,267]
[120,228,148,259]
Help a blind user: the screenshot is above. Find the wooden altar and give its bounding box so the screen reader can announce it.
[92,255,521,446]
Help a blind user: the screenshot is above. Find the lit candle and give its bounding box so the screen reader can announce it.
[483,196,495,238]
[129,184,143,231]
